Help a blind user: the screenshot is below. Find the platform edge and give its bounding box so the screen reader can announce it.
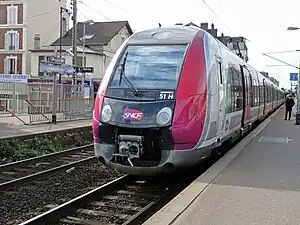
[142,106,282,225]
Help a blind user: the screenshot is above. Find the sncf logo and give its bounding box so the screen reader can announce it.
[123,108,143,121]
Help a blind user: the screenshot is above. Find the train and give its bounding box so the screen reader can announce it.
[92,25,285,176]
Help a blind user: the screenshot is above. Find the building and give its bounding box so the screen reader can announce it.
[30,46,104,78]
[0,0,69,75]
[29,21,133,79]
[185,22,249,62]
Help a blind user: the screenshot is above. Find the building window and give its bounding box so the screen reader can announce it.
[4,56,18,74]
[34,34,40,49]
[38,56,45,76]
[5,31,19,51]
[7,5,18,25]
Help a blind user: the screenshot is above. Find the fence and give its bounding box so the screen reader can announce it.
[0,82,28,116]
[0,81,95,125]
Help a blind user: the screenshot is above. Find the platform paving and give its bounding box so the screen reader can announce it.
[144,105,300,225]
[0,116,91,139]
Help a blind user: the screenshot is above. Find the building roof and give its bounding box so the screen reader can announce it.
[51,20,133,47]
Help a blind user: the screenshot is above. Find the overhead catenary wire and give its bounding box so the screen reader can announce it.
[262,54,299,69]
[199,0,288,84]
[27,8,60,20]
[78,9,91,21]
[78,1,112,21]
[41,23,60,47]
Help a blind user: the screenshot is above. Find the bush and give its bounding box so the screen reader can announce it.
[0,129,93,164]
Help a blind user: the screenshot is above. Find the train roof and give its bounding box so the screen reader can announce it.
[128,26,283,91]
[127,26,200,45]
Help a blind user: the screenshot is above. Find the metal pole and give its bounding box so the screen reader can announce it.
[72,0,78,84]
[79,23,86,115]
[72,0,77,66]
[52,73,57,124]
[81,22,85,97]
[59,7,63,84]
[296,60,300,125]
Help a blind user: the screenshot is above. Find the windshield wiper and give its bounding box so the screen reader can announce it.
[119,52,140,96]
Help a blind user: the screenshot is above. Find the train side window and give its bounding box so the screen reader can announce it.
[236,67,243,111]
[229,67,235,112]
[261,83,264,104]
[248,72,254,107]
[218,62,223,84]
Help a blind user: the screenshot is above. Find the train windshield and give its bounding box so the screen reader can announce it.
[109,45,187,90]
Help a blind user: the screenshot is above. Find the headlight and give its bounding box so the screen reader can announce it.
[101,105,112,122]
[156,107,172,126]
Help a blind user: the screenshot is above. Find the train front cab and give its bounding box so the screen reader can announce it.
[93,27,211,175]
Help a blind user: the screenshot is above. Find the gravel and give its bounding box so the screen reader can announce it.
[0,160,122,225]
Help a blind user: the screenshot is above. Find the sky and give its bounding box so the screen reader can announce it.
[73,0,300,89]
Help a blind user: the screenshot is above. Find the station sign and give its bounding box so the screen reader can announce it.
[39,63,75,75]
[0,74,30,83]
[74,67,94,73]
[290,72,298,81]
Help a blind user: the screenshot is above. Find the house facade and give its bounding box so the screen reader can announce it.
[0,0,69,75]
[30,46,105,78]
[29,21,133,79]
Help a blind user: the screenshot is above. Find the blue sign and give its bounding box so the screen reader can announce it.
[0,74,30,83]
[290,73,298,81]
[39,63,75,75]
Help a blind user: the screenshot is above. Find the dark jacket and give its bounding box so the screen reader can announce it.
[285,98,295,111]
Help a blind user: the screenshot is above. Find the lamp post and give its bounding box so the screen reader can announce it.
[287,26,300,124]
[59,7,69,84]
[81,20,94,97]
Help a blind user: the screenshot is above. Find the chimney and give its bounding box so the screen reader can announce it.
[34,34,40,49]
[209,23,218,37]
[200,22,208,30]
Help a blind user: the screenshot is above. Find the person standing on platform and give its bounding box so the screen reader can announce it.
[284,94,295,120]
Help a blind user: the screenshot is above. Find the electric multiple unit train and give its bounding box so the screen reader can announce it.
[92,25,285,176]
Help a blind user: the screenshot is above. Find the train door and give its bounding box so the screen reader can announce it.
[271,84,274,110]
[263,79,266,115]
[240,65,251,129]
[249,72,253,108]
[240,65,246,128]
[256,72,261,118]
[216,58,225,138]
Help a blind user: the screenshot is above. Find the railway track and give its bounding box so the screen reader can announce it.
[0,144,94,191]
[20,174,195,225]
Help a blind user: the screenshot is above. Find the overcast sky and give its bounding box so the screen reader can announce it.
[75,0,300,89]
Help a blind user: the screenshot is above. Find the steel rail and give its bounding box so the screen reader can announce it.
[19,174,187,225]
[0,144,94,191]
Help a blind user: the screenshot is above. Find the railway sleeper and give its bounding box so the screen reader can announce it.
[90,201,141,212]
[60,216,116,225]
[77,208,131,220]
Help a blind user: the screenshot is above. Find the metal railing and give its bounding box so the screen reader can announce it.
[0,82,95,124]
[0,82,28,116]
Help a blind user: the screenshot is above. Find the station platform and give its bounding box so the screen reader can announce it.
[0,116,91,139]
[144,106,300,225]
